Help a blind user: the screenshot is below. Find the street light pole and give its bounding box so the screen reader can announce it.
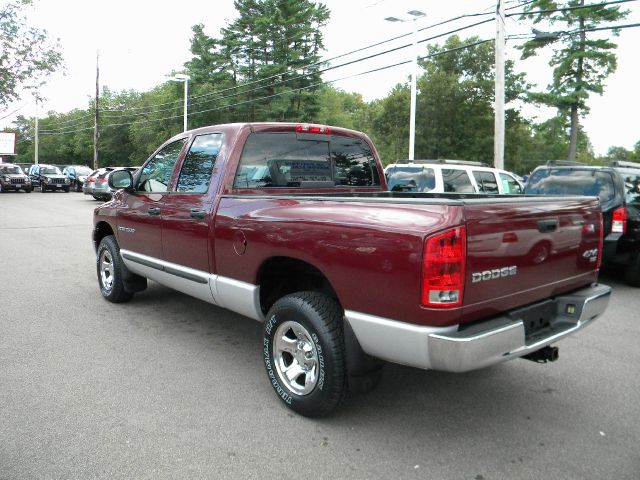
[168,74,191,133]
[385,10,425,161]
[494,0,506,170]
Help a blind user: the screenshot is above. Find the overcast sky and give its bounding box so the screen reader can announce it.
[2,0,639,156]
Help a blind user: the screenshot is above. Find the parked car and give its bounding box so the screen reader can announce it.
[63,165,93,192]
[85,167,139,201]
[93,122,610,417]
[0,163,33,192]
[384,160,524,194]
[525,160,640,286]
[27,164,71,192]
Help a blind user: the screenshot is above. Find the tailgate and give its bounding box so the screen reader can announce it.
[461,196,602,323]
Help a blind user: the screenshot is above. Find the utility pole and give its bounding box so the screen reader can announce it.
[34,101,39,165]
[93,50,99,170]
[494,0,506,170]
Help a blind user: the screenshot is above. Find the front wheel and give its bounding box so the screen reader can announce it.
[40,184,47,193]
[263,292,346,417]
[97,236,133,303]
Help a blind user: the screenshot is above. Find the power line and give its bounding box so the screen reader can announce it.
[100,10,498,118]
[99,17,495,122]
[96,38,493,130]
[507,20,640,40]
[506,0,637,17]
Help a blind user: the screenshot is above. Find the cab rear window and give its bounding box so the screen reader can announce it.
[234,132,380,189]
[526,169,615,204]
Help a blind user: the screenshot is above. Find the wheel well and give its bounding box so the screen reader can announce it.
[258,257,338,314]
[93,221,115,252]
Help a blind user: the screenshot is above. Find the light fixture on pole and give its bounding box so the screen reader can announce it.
[167,74,190,132]
[385,10,425,161]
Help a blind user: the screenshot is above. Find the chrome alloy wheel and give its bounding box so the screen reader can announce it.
[273,320,319,396]
[99,249,114,292]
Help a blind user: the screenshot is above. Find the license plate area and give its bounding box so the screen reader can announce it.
[508,299,556,336]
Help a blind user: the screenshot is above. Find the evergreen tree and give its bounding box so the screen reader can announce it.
[185,0,329,122]
[518,0,628,160]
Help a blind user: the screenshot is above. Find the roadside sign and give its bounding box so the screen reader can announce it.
[0,132,17,155]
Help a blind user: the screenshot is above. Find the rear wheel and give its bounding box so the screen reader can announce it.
[625,254,640,287]
[97,236,133,303]
[263,292,346,417]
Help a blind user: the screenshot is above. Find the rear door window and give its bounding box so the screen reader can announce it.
[442,169,474,193]
[472,171,499,193]
[177,133,223,193]
[234,132,380,189]
[499,172,523,194]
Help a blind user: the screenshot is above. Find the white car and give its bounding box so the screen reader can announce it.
[384,159,524,195]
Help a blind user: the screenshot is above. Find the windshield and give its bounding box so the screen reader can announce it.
[387,168,436,192]
[0,166,22,174]
[75,167,93,176]
[41,167,62,175]
[526,168,616,204]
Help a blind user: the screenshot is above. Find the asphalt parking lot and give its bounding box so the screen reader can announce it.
[1,191,639,479]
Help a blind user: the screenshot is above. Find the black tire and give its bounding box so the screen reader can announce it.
[63,186,70,193]
[263,292,346,417]
[25,187,32,193]
[96,235,134,303]
[40,184,46,193]
[625,254,640,287]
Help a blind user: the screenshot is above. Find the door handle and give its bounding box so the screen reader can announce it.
[190,209,206,219]
[148,207,161,216]
[537,219,558,233]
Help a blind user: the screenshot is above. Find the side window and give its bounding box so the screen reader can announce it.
[137,139,186,193]
[499,173,523,194]
[177,133,223,193]
[472,171,499,193]
[442,169,474,193]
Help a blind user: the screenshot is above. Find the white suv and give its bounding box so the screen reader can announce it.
[384,160,524,195]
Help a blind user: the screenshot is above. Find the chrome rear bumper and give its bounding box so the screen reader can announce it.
[345,283,611,373]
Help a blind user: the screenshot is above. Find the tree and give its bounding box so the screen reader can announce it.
[519,0,628,161]
[0,0,63,109]
[185,0,330,123]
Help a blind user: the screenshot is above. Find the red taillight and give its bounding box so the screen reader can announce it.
[96,178,107,184]
[421,226,466,308]
[612,207,627,234]
[89,177,95,183]
[295,124,331,134]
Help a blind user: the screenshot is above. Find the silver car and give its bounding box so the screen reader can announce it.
[84,167,138,201]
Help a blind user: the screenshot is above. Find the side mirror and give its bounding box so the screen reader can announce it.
[109,170,133,190]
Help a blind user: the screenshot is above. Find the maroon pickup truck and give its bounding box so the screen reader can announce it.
[93,122,611,416]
